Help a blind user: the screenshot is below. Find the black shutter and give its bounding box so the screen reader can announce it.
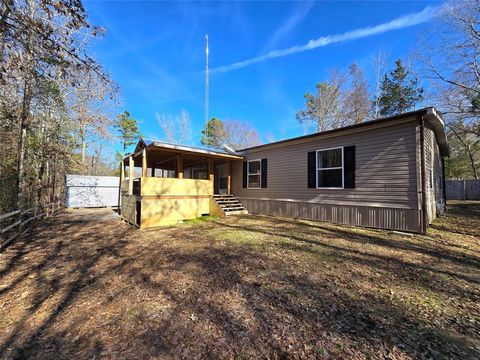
[261,158,267,188]
[308,151,316,188]
[242,161,247,188]
[344,146,356,188]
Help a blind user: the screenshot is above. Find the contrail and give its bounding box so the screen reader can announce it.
[212,5,441,73]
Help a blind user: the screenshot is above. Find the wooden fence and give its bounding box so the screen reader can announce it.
[446,179,480,200]
[0,202,63,250]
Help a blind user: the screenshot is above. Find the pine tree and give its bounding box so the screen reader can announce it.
[201,117,226,148]
[115,111,141,154]
[377,59,423,116]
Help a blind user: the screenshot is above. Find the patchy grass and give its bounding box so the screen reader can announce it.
[182,214,219,224]
[0,202,479,359]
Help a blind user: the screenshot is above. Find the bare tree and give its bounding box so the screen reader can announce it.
[0,0,115,211]
[420,0,480,178]
[296,69,346,132]
[372,49,389,119]
[223,120,261,149]
[264,131,276,143]
[342,64,370,124]
[297,65,372,132]
[422,0,480,124]
[156,113,175,143]
[178,109,192,144]
[70,69,117,166]
[156,109,192,144]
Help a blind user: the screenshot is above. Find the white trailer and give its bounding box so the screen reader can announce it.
[65,175,119,208]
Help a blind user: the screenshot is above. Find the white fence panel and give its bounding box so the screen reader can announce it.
[66,175,119,208]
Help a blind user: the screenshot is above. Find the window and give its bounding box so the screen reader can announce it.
[316,147,343,188]
[247,159,261,188]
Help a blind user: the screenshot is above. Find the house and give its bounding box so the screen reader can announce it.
[120,107,448,233]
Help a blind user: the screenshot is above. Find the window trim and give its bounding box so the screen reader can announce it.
[316,146,344,189]
[247,159,262,189]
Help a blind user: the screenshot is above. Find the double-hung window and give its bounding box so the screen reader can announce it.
[316,147,344,189]
[247,159,261,188]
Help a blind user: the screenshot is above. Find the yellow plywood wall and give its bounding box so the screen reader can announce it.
[121,178,215,229]
[141,177,213,197]
[209,196,225,218]
[141,197,210,227]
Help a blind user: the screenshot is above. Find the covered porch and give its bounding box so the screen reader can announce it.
[119,139,243,228]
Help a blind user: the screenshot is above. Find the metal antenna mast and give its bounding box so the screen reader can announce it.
[204,34,209,134]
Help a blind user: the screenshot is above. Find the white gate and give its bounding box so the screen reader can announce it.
[65,175,119,208]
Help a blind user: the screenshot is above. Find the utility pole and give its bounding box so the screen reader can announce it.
[204,34,209,136]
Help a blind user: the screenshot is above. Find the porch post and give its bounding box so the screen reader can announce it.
[208,158,214,194]
[177,155,184,179]
[118,161,123,214]
[142,148,147,177]
[151,164,155,177]
[128,155,134,195]
[227,161,231,195]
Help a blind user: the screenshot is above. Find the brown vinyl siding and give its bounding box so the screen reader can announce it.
[232,119,419,209]
[231,118,423,232]
[424,125,445,222]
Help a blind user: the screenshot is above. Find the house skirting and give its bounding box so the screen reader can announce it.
[238,198,422,233]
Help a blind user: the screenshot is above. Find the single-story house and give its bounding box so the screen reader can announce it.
[120,107,448,233]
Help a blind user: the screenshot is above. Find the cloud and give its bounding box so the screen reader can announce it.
[265,1,314,50]
[212,5,442,73]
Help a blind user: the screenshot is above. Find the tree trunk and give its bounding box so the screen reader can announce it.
[37,159,45,207]
[16,125,26,208]
[52,152,57,205]
[81,127,86,165]
[0,0,13,63]
[16,80,30,209]
[466,144,479,180]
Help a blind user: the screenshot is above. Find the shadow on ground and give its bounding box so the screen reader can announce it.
[0,203,479,359]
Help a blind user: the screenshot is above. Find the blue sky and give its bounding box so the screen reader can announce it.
[85,0,442,151]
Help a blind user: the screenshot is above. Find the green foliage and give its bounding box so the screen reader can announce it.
[445,120,480,179]
[115,111,141,154]
[200,117,226,149]
[115,150,123,163]
[111,151,123,176]
[377,59,423,116]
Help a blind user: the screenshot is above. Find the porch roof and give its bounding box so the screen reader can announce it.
[123,139,243,166]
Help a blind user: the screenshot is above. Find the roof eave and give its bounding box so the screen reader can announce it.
[422,107,450,157]
[149,141,243,159]
[238,108,434,153]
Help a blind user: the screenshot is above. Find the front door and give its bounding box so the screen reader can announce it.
[214,163,228,194]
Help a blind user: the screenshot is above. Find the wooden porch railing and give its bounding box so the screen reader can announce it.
[0,202,64,250]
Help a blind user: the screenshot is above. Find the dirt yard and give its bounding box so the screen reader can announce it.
[0,202,479,359]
